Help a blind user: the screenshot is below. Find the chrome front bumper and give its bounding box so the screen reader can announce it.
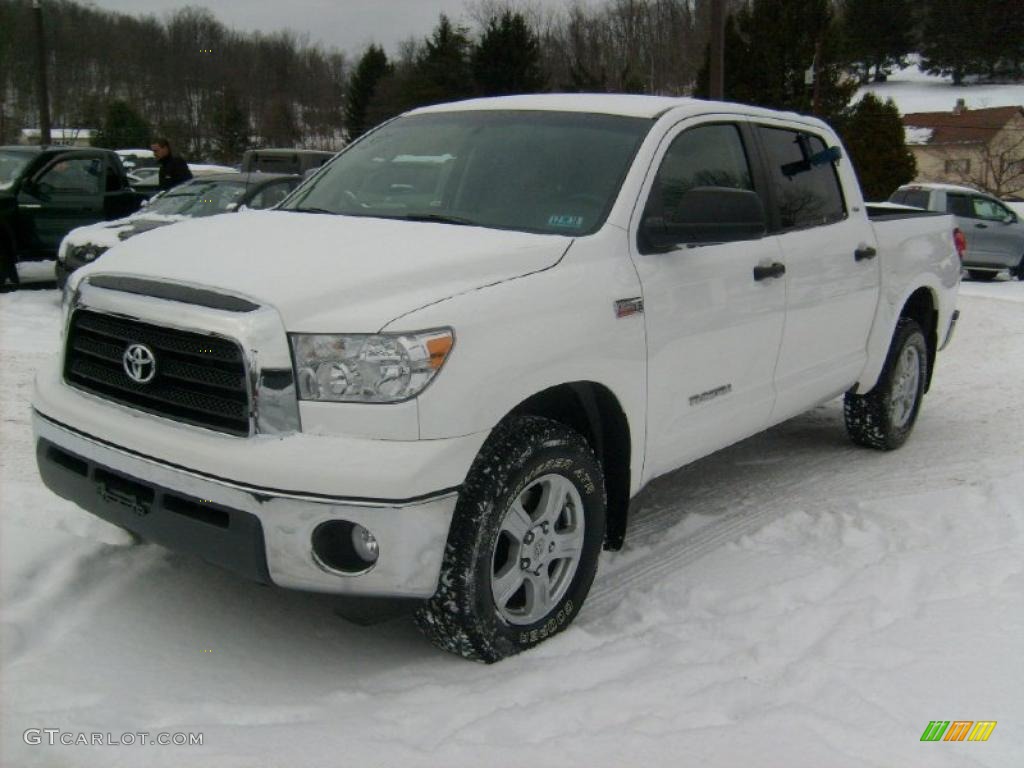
[34,411,458,598]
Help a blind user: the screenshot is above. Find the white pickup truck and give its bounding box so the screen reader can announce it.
[34,95,961,662]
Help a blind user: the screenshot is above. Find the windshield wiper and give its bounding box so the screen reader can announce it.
[395,212,477,227]
[288,206,337,215]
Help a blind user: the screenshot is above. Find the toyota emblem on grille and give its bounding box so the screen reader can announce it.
[123,343,157,384]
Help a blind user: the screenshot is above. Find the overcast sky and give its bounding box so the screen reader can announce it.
[83,0,578,56]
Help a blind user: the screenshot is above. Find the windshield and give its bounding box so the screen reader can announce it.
[146,180,247,218]
[282,111,653,235]
[0,151,33,191]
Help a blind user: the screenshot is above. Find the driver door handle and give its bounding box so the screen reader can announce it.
[753,262,786,281]
[854,246,877,261]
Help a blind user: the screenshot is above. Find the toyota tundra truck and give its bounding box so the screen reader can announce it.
[33,95,961,662]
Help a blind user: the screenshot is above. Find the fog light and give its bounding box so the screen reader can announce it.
[351,524,379,564]
[311,520,380,574]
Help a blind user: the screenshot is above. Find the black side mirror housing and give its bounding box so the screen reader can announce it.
[641,187,767,252]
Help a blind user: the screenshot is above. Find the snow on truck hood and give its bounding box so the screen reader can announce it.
[83,210,572,331]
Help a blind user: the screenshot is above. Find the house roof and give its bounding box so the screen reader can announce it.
[902,105,1023,146]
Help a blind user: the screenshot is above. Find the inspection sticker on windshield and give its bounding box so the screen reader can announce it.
[548,214,584,229]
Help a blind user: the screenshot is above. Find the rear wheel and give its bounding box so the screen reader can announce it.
[844,318,928,451]
[415,415,606,662]
[967,269,997,281]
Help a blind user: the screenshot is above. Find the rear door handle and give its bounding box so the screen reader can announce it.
[854,246,877,261]
[753,262,786,281]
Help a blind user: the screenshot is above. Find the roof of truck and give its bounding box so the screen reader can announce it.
[408,93,827,127]
[899,182,985,195]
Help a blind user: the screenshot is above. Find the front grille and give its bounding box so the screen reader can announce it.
[64,310,251,435]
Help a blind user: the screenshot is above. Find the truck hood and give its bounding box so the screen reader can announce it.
[83,210,572,331]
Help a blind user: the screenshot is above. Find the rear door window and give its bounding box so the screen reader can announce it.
[890,189,930,209]
[758,127,846,230]
[946,193,973,217]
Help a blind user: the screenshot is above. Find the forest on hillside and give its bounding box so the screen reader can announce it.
[0,0,1021,174]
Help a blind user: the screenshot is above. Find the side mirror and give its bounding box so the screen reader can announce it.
[139,198,149,209]
[641,187,767,252]
[1004,213,1016,225]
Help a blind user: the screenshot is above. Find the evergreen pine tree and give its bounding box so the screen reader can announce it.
[344,45,390,140]
[696,0,857,122]
[211,88,249,164]
[92,100,151,150]
[919,0,987,84]
[837,94,916,201]
[412,15,474,106]
[839,0,914,82]
[472,11,544,96]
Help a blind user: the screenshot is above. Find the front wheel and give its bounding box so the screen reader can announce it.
[415,415,606,662]
[844,318,928,451]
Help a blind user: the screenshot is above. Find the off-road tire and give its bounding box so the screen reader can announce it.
[415,415,606,662]
[844,318,928,451]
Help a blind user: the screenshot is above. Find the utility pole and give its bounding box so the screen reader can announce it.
[708,0,725,100]
[33,0,52,145]
[811,38,823,116]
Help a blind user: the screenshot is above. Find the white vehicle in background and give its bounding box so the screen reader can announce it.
[57,172,301,286]
[37,95,960,662]
[115,148,156,171]
[126,166,160,188]
[890,182,1024,280]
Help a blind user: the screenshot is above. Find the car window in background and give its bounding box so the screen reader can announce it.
[248,181,296,210]
[758,126,846,229]
[253,155,298,174]
[946,193,972,217]
[971,196,1010,221]
[38,156,103,195]
[890,189,930,209]
[643,123,754,222]
[283,110,653,236]
[0,151,33,190]
[146,180,247,217]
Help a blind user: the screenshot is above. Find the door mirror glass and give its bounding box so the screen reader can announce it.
[642,187,766,250]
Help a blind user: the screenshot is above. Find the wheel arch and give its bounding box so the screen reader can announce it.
[898,286,939,392]
[507,381,632,550]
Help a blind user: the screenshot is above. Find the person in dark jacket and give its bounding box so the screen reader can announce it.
[151,137,193,191]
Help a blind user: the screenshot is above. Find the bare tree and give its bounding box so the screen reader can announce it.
[941,132,1024,198]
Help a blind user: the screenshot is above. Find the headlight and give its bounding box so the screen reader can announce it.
[290,329,454,403]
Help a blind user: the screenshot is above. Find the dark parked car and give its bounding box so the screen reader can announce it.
[0,146,145,279]
[241,148,335,175]
[56,172,301,286]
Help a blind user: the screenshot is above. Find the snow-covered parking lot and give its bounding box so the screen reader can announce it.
[1,279,1022,767]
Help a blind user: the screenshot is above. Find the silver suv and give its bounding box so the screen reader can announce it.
[890,183,1024,280]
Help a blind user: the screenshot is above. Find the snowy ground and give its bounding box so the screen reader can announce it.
[856,55,1024,114]
[1,278,1022,767]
